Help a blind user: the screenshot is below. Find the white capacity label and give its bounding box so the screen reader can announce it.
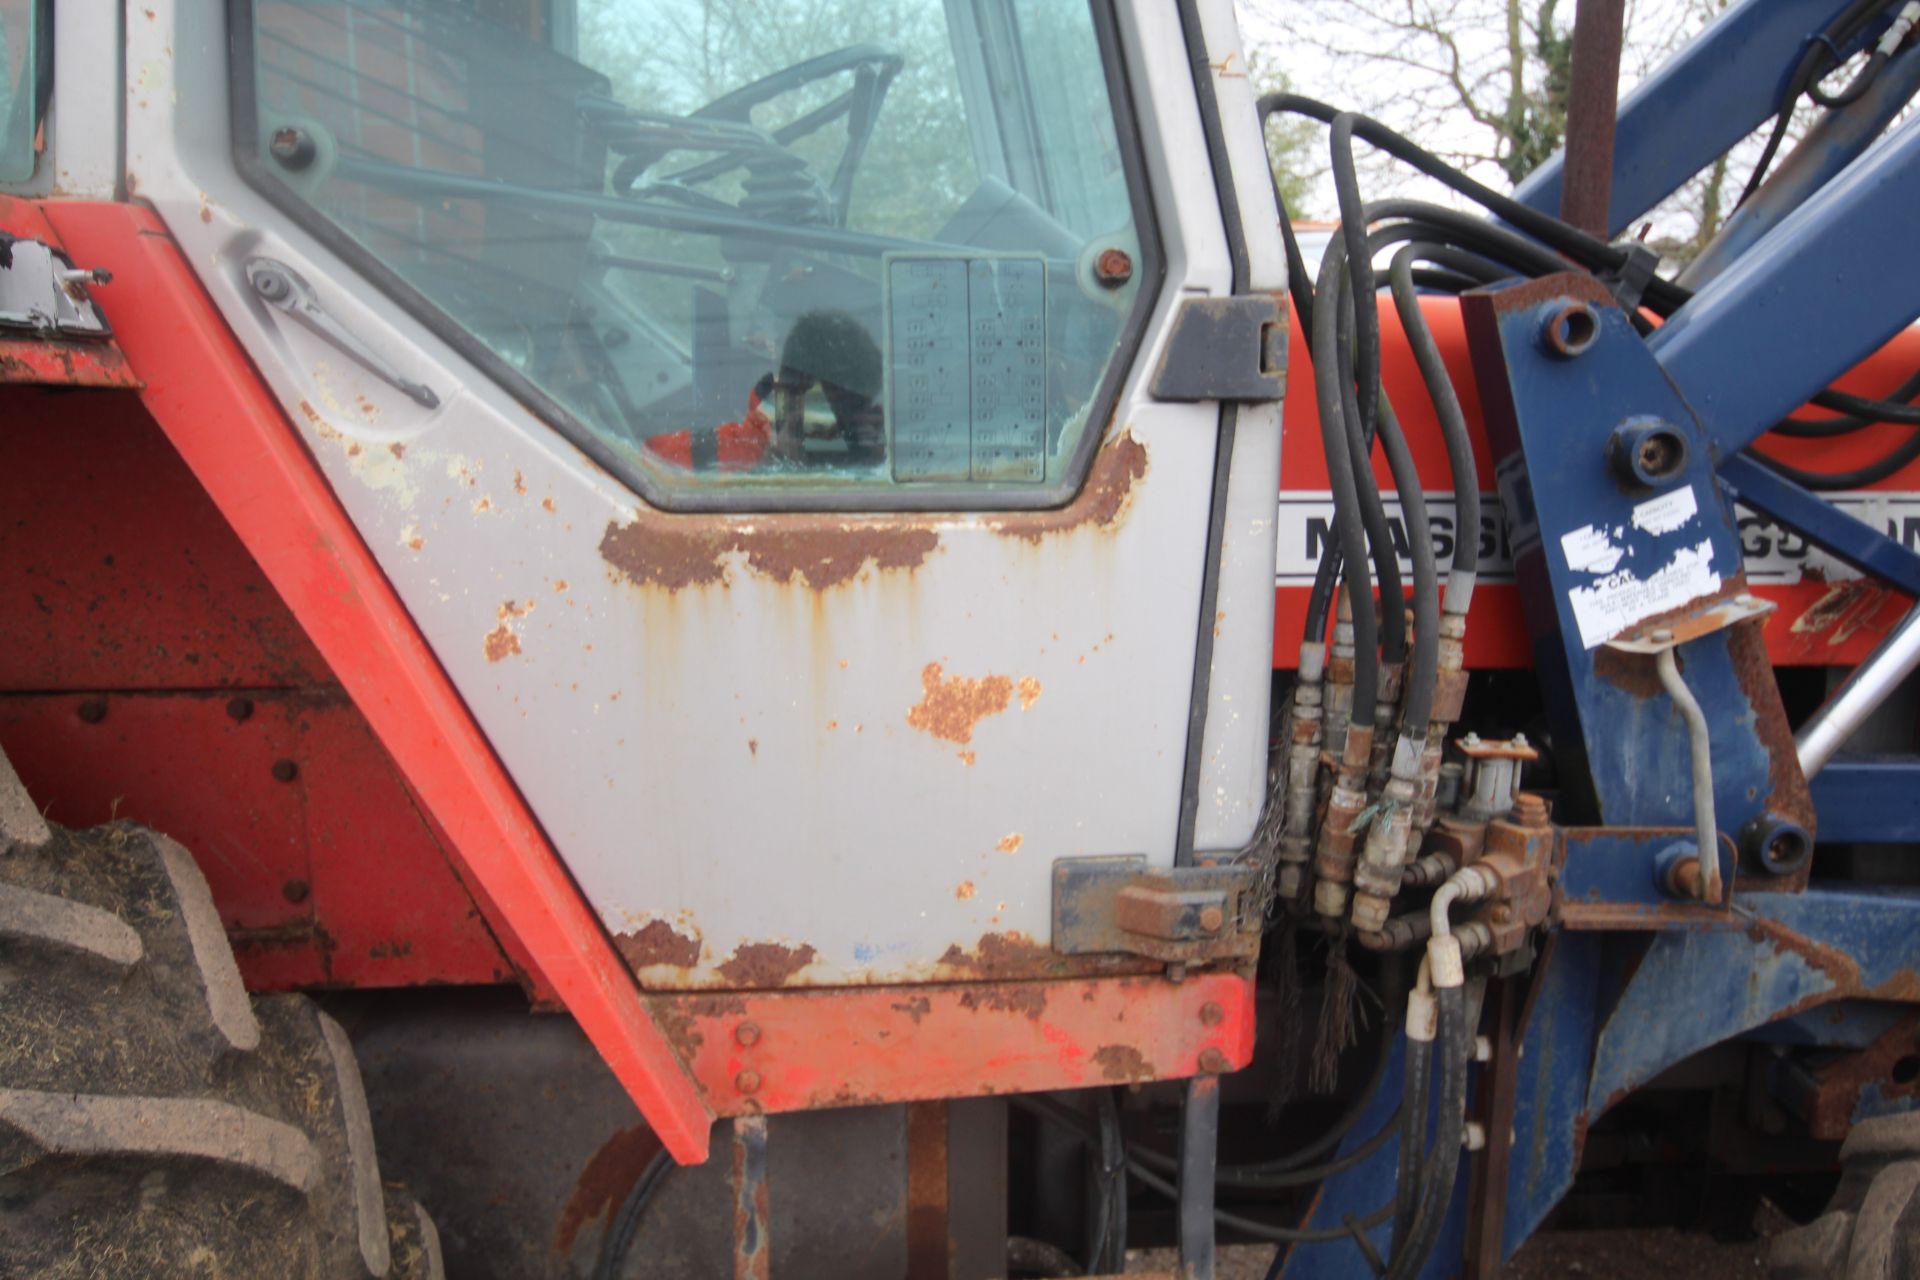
[1274,490,1920,587]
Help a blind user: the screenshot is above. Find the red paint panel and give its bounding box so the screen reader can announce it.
[0,387,329,690]
[0,336,142,388]
[1274,297,1920,670]
[652,972,1255,1117]
[0,691,519,990]
[41,202,712,1163]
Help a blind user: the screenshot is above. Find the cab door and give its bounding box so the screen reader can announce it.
[127,0,1284,992]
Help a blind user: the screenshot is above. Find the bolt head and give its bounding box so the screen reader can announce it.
[226,697,254,722]
[1199,1001,1225,1027]
[735,1069,762,1094]
[1093,247,1133,285]
[271,759,299,783]
[282,878,310,904]
[76,697,107,725]
[734,1022,761,1047]
[1197,904,1225,933]
[1198,1047,1231,1074]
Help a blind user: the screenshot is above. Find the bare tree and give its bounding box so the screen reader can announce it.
[1237,0,1747,252]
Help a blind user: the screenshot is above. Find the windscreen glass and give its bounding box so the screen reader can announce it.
[238,0,1150,504]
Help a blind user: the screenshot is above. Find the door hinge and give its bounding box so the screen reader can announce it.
[1051,856,1261,963]
[1148,294,1285,402]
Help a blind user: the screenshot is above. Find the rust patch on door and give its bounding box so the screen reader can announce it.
[1093,1043,1153,1082]
[552,1124,663,1257]
[616,920,701,970]
[482,624,521,663]
[990,431,1148,543]
[599,514,940,593]
[1017,676,1043,710]
[717,940,819,988]
[907,662,1013,744]
[996,833,1024,854]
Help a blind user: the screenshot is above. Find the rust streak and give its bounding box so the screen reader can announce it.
[616,919,701,970]
[599,514,940,593]
[990,431,1147,542]
[552,1125,663,1258]
[907,662,1013,745]
[1093,1043,1153,1083]
[717,941,819,988]
[957,985,1048,1022]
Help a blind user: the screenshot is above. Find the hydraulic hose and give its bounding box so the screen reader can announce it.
[1332,114,1383,447]
[1336,286,1409,671]
[1313,234,1380,725]
[1387,980,1469,1280]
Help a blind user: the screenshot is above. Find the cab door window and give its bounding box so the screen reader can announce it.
[232,0,1155,508]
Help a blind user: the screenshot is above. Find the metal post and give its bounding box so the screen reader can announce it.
[1798,606,1920,778]
[1560,0,1627,236]
[730,1114,771,1280]
[1178,1074,1219,1280]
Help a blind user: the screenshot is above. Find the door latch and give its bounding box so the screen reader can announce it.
[1148,295,1286,402]
[1051,855,1261,963]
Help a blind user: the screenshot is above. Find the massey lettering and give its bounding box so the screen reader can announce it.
[1278,490,1920,586]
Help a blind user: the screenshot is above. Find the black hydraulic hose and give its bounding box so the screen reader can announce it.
[1015,1094,1397,1246]
[1740,0,1897,201]
[1314,234,1381,723]
[1386,984,1470,1280]
[1389,244,1484,596]
[1093,1087,1127,1272]
[1337,289,1409,669]
[1389,1033,1433,1249]
[1332,114,1383,447]
[1756,429,1920,489]
[1778,369,1920,436]
[592,1148,673,1280]
[1375,394,1439,731]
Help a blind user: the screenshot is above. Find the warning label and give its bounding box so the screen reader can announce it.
[1275,490,1920,586]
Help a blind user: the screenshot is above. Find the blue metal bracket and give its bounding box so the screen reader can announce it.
[1462,273,1812,841]
[1515,0,1878,235]
[1718,453,1920,597]
[1648,110,1920,457]
[1810,757,1920,843]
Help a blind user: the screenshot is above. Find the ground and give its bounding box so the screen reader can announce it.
[1124,1204,1785,1278]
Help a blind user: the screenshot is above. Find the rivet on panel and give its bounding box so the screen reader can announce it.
[735,1069,762,1095]
[735,1022,762,1047]
[1199,1001,1225,1027]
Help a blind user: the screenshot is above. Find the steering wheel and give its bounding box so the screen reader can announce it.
[599,45,903,228]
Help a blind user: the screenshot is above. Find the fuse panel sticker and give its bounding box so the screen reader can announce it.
[885,254,1046,483]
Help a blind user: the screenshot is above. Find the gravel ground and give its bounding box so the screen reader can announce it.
[1122,1204,1787,1278]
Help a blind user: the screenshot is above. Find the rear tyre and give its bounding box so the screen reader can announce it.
[0,779,443,1279]
[1771,1111,1920,1280]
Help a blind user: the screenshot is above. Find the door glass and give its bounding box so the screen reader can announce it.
[0,0,39,183]
[236,0,1151,504]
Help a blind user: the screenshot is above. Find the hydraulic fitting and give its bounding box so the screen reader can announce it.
[1351,734,1425,933]
[1323,597,1356,757]
[1275,644,1327,901]
[1313,723,1373,920]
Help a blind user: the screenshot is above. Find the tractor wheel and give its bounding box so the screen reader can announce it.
[0,757,443,1279]
[1772,1111,1920,1280]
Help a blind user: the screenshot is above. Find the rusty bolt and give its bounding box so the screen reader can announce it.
[735,1069,762,1095]
[1199,1001,1225,1027]
[1093,248,1133,286]
[1198,1047,1231,1074]
[1542,301,1600,358]
[269,125,318,172]
[282,878,310,904]
[270,759,299,783]
[734,1022,762,1047]
[226,697,254,723]
[1512,792,1550,828]
[1197,905,1226,934]
[76,697,107,725]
